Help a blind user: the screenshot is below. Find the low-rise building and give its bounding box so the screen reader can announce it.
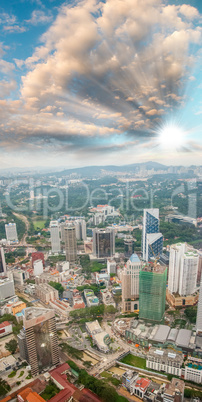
[183,356,202,384]
[0,321,12,337]
[107,259,116,275]
[0,355,17,375]
[122,370,139,391]
[86,320,110,353]
[100,289,116,308]
[146,348,183,377]
[163,378,184,402]
[130,377,151,399]
[84,289,99,307]
[35,283,58,303]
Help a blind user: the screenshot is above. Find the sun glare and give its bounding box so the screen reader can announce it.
[158,123,184,149]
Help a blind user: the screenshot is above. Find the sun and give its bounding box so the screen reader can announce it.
[158,123,184,149]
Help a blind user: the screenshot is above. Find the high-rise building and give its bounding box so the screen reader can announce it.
[5,222,18,242]
[124,238,135,258]
[23,308,59,376]
[196,276,202,334]
[122,254,142,312]
[74,219,86,241]
[0,247,6,275]
[64,226,77,263]
[139,264,167,322]
[50,221,61,253]
[33,260,43,276]
[168,243,198,296]
[142,209,163,262]
[93,228,115,258]
[32,252,44,268]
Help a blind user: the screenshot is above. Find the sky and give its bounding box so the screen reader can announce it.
[0,0,201,169]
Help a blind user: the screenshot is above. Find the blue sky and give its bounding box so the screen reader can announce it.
[0,0,201,169]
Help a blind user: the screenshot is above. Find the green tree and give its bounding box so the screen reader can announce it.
[0,378,11,396]
[5,339,18,354]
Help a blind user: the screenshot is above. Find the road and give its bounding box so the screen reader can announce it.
[13,212,30,248]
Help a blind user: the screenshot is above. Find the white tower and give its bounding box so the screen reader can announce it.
[196,276,202,334]
[50,221,61,253]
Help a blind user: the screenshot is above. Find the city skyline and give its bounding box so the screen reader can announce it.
[0,0,201,169]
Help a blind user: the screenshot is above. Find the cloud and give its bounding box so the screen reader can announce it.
[3,25,26,33]
[26,10,53,25]
[0,0,201,161]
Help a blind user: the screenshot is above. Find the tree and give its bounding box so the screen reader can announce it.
[0,378,11,396]
[5,339,18,354]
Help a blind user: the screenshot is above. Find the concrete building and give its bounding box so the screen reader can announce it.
[124,238,135,258]
[196,275,202,334]
[85,320,110,353]
[142,209,163,262]
[163,378,184,402]
[93,228,115,259]
[17,329,29,361]
[35,284,58,303]
[122,370,139,391]
[74,218,86,240]
[12,269,29,286]
[50,220,61,253]
[23,307,59,376]
[168,243,198,297]
[0,321,13,337]
[64,226,77,263]
[100,289,116,308]
[183,356,202,384]
[122,254,142,313]
[31,252,45,268]
[84,289,99,307]
[0,278,15,301]
[0,355,17,376]
[5,222,18,242]
[139,264,167,322]
[107,259,116,275]
[146,348,183,376]
[33,259,43,276]
[0,247,6,275]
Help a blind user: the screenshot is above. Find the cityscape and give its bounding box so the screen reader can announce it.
[0,0,202,402]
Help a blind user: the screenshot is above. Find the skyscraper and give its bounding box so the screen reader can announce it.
[196,276,202,334]
[0,247,6,275]
[74,219,86,241]
[23,308,59,376]
[122,254,142,312]
[142,209,163,262]
[93,228,115,258]
[64,226,77,263]
[168,243,198,296]
[139,264,167,322]
[50,221,61,253]
[5,223,18,242]
[124,238,135,258]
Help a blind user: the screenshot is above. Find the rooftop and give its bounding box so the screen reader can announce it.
[129,254,140,263]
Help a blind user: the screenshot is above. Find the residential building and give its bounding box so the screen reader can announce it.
[163,378,184,402]
[142,208,163,262]
[93,228,115,258]
[64,226,77,263]
[122,254,142,313]
[139,264,167,322]
[5,222,18,242]
[168,243,198,297]
[196,275,202,334]
[50,221,61,253]
[0,278,15,301]
[146,348,183,376]
[23,307,59,376]
[0,247,6,275]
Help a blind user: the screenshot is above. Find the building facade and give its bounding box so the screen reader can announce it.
[139,264,167,322]
[64,226,77,263]
[122,254,142,313]
[142,209,163,262]
[50,221,61,253]
[5,222,18,242]
[0,247,6,276]
[93,228,115,258]
[23,308,59,376]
